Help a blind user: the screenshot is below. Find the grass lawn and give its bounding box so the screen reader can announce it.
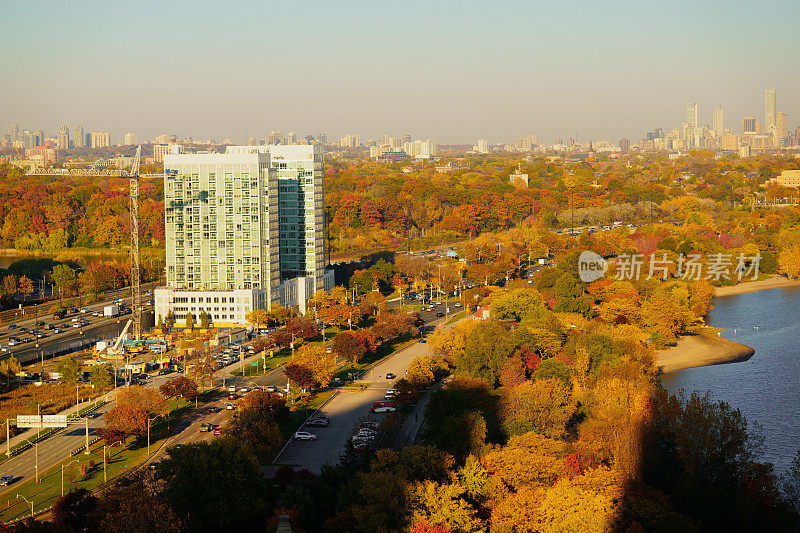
[0,433,165,523]
[0,394,210,522]
[445,310,468,325]
[228,350,293,378]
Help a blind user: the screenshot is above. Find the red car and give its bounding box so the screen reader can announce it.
[213,427,222,435]
[227,393,236,400]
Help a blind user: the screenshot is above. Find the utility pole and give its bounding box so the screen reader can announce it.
[84,417,89,455]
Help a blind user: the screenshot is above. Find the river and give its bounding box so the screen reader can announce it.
[661,286,800,473]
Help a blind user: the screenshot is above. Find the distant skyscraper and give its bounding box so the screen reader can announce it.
[7,123,20,143]
[74,125,85,148]
[286,132,297,144]
[619,139,630,153]
[686,103,698,129]
[713,106,724,135]
[123,132,138,145]
[765,89,777,132]
[90,131,111,148]
[58,124,70,149]
[776,112,788,147]
[742,116,756,134]
[477,139,489,153]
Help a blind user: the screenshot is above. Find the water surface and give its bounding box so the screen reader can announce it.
[661,287,800,473]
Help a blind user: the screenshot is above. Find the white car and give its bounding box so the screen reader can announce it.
[225,403,235,410]
[228,386,236,393]
[293,431,317,441]
[80,308,88,314]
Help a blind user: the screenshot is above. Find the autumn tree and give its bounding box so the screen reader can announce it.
[104,387,166,435]
[293,344,336,387]
[245,309,269,331]
[779,243,800,279]
[159,376,198,401]
[332,330,374,363]
[89,363,115,390]
[227,391,288,460]
[283,363,315,391]
[57,356,81,384]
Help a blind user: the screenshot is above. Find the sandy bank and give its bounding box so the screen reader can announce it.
[715,276,800,297]
[657,329,755,374]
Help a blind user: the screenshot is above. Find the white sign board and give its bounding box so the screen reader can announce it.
[42,415,68,428]
[16,415,42,428]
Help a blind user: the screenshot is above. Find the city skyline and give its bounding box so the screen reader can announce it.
[2,1,799,144]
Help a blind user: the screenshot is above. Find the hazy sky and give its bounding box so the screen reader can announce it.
[2,0,799,145]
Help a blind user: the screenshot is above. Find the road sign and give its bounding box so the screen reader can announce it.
[250,362,258,366]
[42,415,68,428]
[16,415,42,428]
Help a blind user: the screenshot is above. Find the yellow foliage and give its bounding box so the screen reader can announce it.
[292,344,336,386]
[779,243,800,279]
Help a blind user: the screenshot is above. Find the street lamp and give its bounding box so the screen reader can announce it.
[147,415,165,457]
[16,494,33,518]
[61,459,79,496]
[20,436,40,483]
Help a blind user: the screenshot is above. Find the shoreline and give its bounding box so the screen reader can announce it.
[656,329,755,374]
[657,276,800,374]
[714,276,800,297]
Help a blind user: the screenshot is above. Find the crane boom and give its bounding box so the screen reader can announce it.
[129,146,142,341]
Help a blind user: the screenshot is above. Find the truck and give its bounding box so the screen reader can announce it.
[104,304,120,318]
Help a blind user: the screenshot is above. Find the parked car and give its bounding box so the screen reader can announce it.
[370,401,397,413]
[293,431,318,441]
[0,475,13,486]
[306,416,329,427]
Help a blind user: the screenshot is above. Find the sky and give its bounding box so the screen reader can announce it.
[2,0,799,145]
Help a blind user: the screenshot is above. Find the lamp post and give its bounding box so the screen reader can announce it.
[61,459,79,496]
[16,494,33,518]
[19,436,40,483]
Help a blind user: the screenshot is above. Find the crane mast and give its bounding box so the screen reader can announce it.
[129,146,142,341]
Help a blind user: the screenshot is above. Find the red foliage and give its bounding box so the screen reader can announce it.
[410,520,452,533]
[520,346,541,372]
[564,451,583,478]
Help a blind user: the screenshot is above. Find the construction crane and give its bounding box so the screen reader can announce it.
[129,146,142,341]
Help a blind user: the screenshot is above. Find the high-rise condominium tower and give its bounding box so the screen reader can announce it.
[58,124,70,149]
[742,116,756,134]
[686,103,698,129]
[74,125,85,148]
[155,144,330,326]
[713,106,723,134]
[765,89,777,133]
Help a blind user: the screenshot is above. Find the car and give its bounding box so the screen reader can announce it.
[7,338,17,347]
[53,328,61,334]
[228,386,236,393]
[226,403,235,410]
[436,312,444,317]
[207,406,221,413]
[386,373,396,379]
[213,427,222,435]
[80,308,88,314]
[370,401,397,413]
[35,320,44,327]
[0,475,13,486]
[293,431,318,441]
[86,412,101,419]
[7,324,16,330]
[227,393,237,400]
[454,302,462,307]
[238,387,250,393]
[306,416,329,427]
[72,322,81,328]
[36,332,47,338]
[44,323,53,330]
[60,323,69,329]
[266,385,278,393]
[200,423,211,432]
[148,461,160,471]
[18,327,27,333]
[157,368,173,375]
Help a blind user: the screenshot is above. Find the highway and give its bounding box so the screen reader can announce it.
[0,294,155,367]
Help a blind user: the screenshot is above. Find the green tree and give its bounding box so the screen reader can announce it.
[57,356,81,384]
[199,310,210,329]
[89,363,115,390]
[184,312,193,330]
[159,440,267,532]
[165,310,175,329]
[458,319,517,385]
[52,263,76,300]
